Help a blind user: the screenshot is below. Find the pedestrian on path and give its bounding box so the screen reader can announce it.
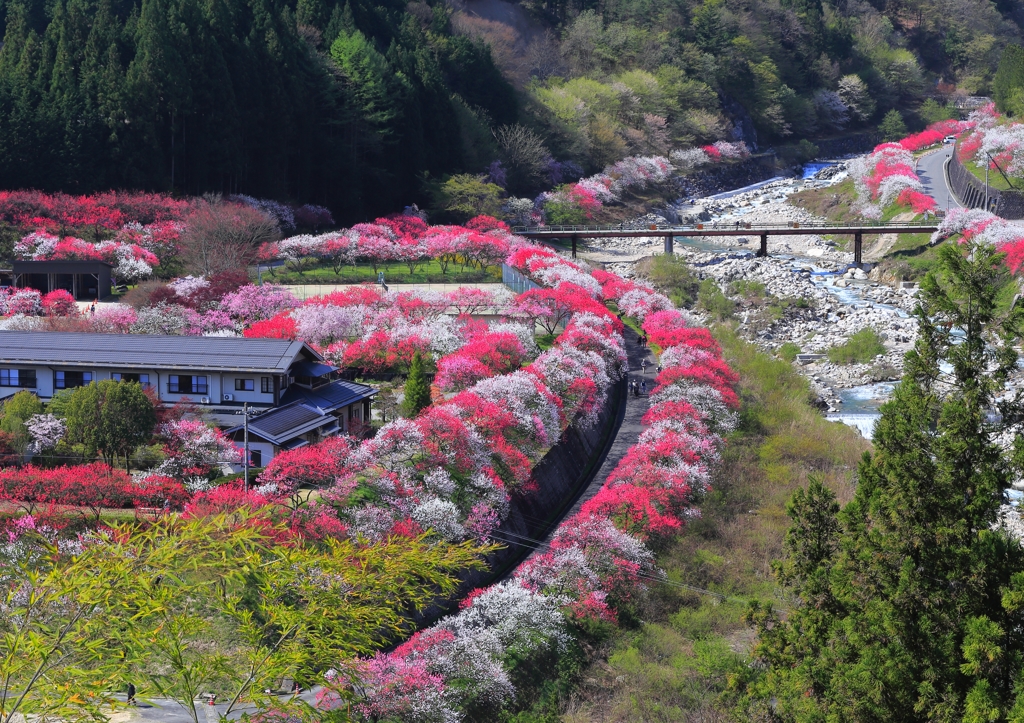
[126,682,136,706]
[641,380,647,395]
[641,359,647,374]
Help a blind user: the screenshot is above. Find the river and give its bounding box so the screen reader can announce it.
[673,161,898,439]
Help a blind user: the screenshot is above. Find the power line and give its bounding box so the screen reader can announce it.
[485,526,763,607]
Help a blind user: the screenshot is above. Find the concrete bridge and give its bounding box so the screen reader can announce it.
[513,221,941,265]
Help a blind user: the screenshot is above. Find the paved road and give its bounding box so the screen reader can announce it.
[108,690,319,722]
[918,147,964,212]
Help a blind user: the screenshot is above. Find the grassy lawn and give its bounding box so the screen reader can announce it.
[542,327,869,722]
[964,159,1020,192]
[262,259,502,285]
[787,178,860,223]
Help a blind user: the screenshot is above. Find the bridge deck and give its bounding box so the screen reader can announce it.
[513,222,939,238]
[515,221,941,266]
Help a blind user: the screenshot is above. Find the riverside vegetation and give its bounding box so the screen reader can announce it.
[515,240,1024,721]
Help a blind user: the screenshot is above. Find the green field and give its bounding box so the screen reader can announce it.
[261,259,502,285]
[963,158,1020,192]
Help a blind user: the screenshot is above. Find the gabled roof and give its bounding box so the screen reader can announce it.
[13,260,114,271]
[292,360,338,377]
[0,331,317,373]
[226,401,337,445]
[281,378,377,411]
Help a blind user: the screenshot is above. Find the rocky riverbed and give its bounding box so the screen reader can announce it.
[583,171,853,261]
[587,162,919,411]
[677,252,918,411]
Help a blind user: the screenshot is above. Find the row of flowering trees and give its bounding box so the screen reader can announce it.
[258,214,512,277]
[930,208,1024,273]
[534,146,745,225]
[0,189,332,237]
[309,243,738,721]
[259,266,627,545]
[849,118,978,219]
[850,141,940,217]
[0,190,191,232]
[954,103,1024,178]
[861,105,1024,275]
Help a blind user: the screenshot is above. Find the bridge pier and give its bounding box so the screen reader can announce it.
[854,231,862,266]
[571,235,577,259]
[664,234,674,254]
[757,233,768,257]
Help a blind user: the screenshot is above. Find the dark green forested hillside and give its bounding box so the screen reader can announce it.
[0,0,1022,220]
[0,0,516,218]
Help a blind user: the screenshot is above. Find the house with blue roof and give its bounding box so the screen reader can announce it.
[0,330,377,466]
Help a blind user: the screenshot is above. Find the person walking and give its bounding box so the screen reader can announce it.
[640,359,647,374]
[126,682,136,706]
[640,379,647,395]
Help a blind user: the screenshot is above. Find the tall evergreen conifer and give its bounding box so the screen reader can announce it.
[744,243,1024,721]
[402,351,431,417]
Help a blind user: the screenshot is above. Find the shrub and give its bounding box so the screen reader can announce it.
[41,290,78,317]
[826,328,886,364]
[696,279,734,321]
[778,342,801,362]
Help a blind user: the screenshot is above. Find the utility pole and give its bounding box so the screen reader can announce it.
[986,162,990,212]
[243,401,250,494]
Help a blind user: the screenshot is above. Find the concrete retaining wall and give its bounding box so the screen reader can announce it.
[464,374,627,587]
[948,145,1024,218]
[415,375,627,625]
[676,154,781,199]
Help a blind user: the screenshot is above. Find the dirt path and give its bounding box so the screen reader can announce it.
[863,211,916,262]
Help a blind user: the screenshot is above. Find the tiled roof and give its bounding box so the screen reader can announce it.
[0,331,315,373]
[227,402,335,445]
[281,378,377,411]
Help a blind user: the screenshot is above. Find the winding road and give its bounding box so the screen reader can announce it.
[918,146,964,212]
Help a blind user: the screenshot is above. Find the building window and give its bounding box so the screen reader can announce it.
[261,377,271,393]
[55,371,92,389]
[112,373,151,388]
[250,449,262,468]
[351,405,362,422]
[235,378,255,392]
[0,369,36,388]
[168,375,208,394]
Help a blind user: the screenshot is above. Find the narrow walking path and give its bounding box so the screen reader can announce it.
[110,327,658,722]
[528,325,656,554]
